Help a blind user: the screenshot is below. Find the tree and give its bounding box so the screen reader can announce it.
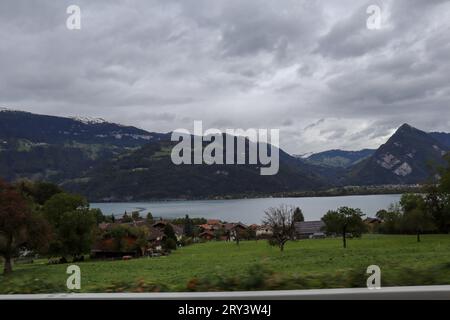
[183,214,194,237]
[57,209,96,259]
[134,226,149,256]
[439,154,450,192]
[400,193,435,242]
[214,228,225,241]
[293,207,304,222]
[42,193,87,228]
[233,226,241,246]
[171,217,207,225]
[246,228,257,241]
[0,180,50,274]
[376,204,403,234]
[322,207,366,248]
[400,193,425,213]
[424,185,449,233]
[146,212,154,224]
[122,212,132,223]
[92,208,106,225]
[109,225,130,252]
[262,205,295,252]
[30,181,63,205]
[162,223,177,250]
[423,155,450,233]
[16,180,62,206]
[163,238,177,251]
[164,223,177,242]
[375,209,388,221]
[42,193,97,259]
[131,211,140,221]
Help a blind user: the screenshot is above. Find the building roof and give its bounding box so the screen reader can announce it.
[199,231,214,238]
[364,217,382,224]
[294,221,325,235]
[147,226,165,241]
[222,222,248,231]
[152,221,184,236]
[152,221,167,228]
[171,224,184,236]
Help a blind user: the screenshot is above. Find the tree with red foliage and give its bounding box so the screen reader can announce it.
[0,179,50,274]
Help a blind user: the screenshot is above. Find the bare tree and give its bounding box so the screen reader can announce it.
[262,205,295,252]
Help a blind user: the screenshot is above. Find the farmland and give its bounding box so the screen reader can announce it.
[1,234,450,294]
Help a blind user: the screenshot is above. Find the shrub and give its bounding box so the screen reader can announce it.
[163,238,177,251]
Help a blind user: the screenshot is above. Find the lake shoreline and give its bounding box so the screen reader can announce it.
[89,184,421,204]
[91,194,403,225]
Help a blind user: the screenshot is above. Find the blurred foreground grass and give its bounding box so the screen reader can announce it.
[1,234,450,293]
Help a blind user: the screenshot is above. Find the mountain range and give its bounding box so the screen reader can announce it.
[302,149,375,168]
[0,108,448,200]
[0,109,167,184]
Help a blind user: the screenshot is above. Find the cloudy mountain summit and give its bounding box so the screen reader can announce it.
[1,109,449,200]
[348,124,449,185]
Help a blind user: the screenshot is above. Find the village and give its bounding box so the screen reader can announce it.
[91,210,382,260]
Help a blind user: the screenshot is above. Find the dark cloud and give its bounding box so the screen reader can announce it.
[316,2,392,59]
[1,0,449,154]
[304,119,325,131]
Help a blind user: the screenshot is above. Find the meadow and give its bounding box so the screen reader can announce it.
[1,234,450,294]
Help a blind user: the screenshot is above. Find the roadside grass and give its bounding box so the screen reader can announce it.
[1,234,450,293]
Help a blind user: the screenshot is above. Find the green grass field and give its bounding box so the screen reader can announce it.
[1,234,450,294]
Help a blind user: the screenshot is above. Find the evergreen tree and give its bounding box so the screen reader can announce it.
[293,207,304,222]
[146,212,154,224]
[122,211,132,223]
[183,214,194,237]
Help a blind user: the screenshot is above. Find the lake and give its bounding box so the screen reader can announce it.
[91,194,402,224]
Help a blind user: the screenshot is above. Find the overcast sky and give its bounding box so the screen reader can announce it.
[1,0,450,154]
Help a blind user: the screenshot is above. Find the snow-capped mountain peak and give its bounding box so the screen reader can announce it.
[71,116,107,125]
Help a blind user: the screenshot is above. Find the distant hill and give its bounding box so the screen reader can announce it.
[348,124,448,185]
[303,149,375,168]
[0,109,167,146]
[0,109,326,200]
[63,137,328,201]
[0,109,168,182]
[1,109,449,199]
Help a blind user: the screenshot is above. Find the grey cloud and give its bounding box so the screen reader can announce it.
[1,0,450,154]
[304,119,325,131]
[316,2,392,59]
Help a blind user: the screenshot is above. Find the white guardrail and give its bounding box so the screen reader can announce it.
[1,286,450,300]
